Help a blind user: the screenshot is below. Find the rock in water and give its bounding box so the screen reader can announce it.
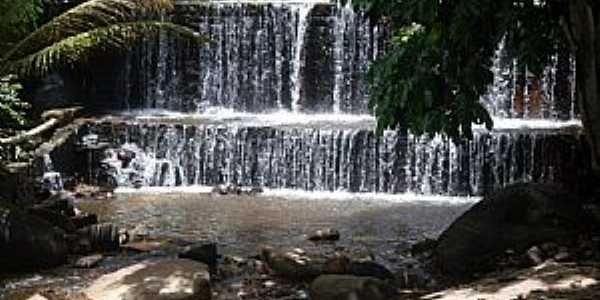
[0,204,68,270]
[434,183,591,279]
[26,294,49,300]
[310,275,394,300]
[41,172,63,193]
[75,254,104,268]
[71,213,98,229]
[308,228,340,241]
[347,260,394,280]
[34,192,75,216]
[179,242,218,268]
[76,223,120,252]
[84,259,211,300]
[260,246,322,279]
[323,256,393,280]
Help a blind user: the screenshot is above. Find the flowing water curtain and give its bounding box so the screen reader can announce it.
[117,1,386,114]
[481,39,577,120]
[93,122,586,196]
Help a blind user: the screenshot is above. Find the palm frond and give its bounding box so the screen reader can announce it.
[1,0,175,64]
[4,21,206,77]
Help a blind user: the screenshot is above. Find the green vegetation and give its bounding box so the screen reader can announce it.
[0,75,30,128]
[354,0,600,172]
[0,0,43,54]
[0,0,204,129]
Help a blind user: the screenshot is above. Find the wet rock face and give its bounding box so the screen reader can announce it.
[84,259,211,300]
[0,204,68,271]
[434,183,591,279]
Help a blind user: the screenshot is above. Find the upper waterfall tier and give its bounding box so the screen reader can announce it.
[115,1,386,114]
[99,1,577,119]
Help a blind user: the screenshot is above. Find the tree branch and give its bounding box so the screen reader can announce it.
[0,107,82,145]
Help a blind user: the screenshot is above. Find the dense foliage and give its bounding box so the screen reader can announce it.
[0,75,30,128]
[0,0,205,77]
[353,0,572,139]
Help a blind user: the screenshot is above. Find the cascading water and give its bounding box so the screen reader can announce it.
[290,3,315,112]
[481,38,577,120]
[86,0,586,197]
[118,0,385,113]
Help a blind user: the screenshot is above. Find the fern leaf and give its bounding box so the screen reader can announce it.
[4,21,206,77]
[1,0,176,64]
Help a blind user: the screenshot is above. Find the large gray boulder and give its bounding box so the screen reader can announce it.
[434,183,590,279]
[84,258,211,300]
[0,204,68,270]
[310,275,395,300]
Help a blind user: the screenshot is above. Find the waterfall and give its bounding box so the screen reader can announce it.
[117,1,384,114]
[41,154,64,192]
[290,3,316,112]
[91,121,585,196]
[332,0,354,113]
[481,39,577,121]
[83,0,587,197]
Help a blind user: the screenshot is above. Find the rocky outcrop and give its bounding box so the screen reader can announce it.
[84,259,211,300]
[310,275,395,300]
[0,204,68,270]
[434,183,591,279]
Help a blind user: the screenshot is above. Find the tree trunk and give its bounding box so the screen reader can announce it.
[570,0,600,174]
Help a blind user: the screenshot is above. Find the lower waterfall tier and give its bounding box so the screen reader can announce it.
[84,121,588,196]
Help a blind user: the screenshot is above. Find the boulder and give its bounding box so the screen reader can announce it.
[434,183,590,279]
[310,275,394,300]
[84,259,211,300]
[0,204,68,270]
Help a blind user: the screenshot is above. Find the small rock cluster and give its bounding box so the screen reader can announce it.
[211,183,264,196]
